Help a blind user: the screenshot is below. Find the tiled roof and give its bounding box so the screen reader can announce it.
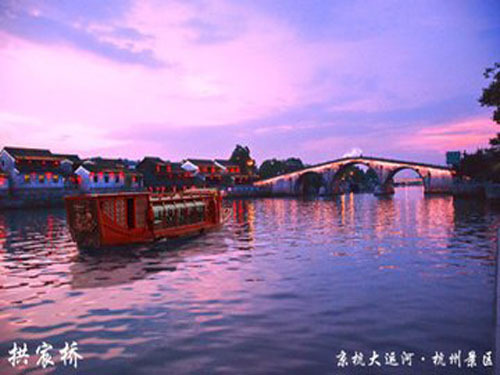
[185,158,218,167]
[141,156,163,163]
[52,153,81,163]
[3,146,52,158]
[215,159,239,167]
[80,159,140,174]
[141,157,170,166]
[171,162,187,173]
[16,164,65,174]
[3,147,81,164]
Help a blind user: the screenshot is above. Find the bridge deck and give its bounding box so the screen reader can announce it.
[254,155,451,185]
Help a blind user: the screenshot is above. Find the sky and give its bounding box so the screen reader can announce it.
[0,0,499,166]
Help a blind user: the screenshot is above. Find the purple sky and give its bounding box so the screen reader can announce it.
[1,0,499,165]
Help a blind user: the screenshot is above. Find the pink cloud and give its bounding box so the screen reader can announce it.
[397,117,498,152]
[0,0,347,158]
[0,0,497,164]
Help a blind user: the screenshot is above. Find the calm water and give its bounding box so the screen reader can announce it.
[0,187,499,374]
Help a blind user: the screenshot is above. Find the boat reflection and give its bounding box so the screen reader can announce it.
[70,230,237,289]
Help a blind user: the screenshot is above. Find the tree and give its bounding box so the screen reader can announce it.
[365,168,379,184]
[479,62,500,146]
[456,149,500,182]
[456,63,500,183]
[258,159,285,179]
[258,157,305,179]
[479,62,500,124]
[489,134,500,147]
[229,145,256,175]
[284,158,304,172]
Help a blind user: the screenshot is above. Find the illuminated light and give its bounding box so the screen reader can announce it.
[254,157,453,186]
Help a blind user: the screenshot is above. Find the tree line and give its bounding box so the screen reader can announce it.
[456,62,500,182]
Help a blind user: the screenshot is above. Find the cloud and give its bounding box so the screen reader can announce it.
[397,117,498,152]
[0,0,165,68]
[182,17,245,44]
[0,0,498,165]
[0,111,123,155]
[343,148,363,158]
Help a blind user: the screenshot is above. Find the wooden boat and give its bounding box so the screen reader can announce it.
[65,189,228,248]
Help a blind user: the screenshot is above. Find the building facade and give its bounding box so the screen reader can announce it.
[0,172,9,194]
[182,159,224,186]
[75,158,143,192]
[136,157,195,191]
[0,147,72,190]
[214,159,252,185]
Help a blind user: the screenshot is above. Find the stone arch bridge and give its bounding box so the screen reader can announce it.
[254,156,454,196]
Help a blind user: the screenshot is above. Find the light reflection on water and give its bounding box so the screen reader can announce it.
[0,187,499,374]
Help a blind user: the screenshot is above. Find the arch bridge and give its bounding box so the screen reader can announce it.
[254,156,454,196]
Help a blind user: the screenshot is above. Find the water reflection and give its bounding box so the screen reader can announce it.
[0,188,497,374]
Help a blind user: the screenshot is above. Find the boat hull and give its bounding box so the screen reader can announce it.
[65,190,225,248]
[486,183,500,200]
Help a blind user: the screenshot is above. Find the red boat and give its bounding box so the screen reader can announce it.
[65,189,228,248]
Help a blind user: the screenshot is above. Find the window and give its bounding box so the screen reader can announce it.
[115,175,120,183]
[52,175,59,183]
[24,174,30,184]
[38,175,45,183]
[127,198,135,229]
[104,174,110,183]
[93,175,98,183]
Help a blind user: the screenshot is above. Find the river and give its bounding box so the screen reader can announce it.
[0,186,498,374]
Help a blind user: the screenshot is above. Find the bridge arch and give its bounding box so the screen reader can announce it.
[253,156,454,196]
[382,166,429,191]
[294,171,326,195]
[330,161,381,195]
